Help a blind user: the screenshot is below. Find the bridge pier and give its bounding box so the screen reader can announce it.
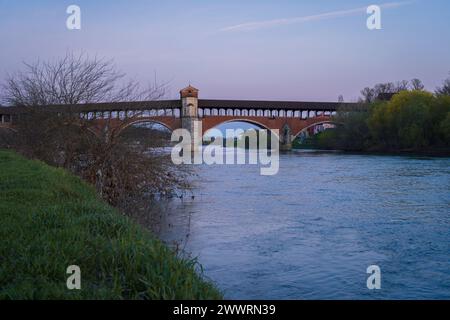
[280,142,292,151]
[280,123,292,151]
[180,85,201,152]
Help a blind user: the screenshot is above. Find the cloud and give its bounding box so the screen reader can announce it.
[220,1,414,32]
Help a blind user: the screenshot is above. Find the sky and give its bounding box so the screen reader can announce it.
[1,0,450,102]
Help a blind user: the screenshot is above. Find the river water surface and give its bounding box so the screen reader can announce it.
[159,150,450,299]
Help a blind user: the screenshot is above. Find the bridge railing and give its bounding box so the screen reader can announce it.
[80,108,182,120]
[195,99,349,119]
[0,100,182,123]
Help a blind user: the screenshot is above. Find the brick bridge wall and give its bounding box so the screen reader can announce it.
[94,115,333,138]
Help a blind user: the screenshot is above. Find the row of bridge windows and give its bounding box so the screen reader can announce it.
[80,109,180,120]
[197,108,336,118]
[77,108,337,120]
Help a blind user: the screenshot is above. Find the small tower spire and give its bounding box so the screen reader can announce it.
[180,85,199,99]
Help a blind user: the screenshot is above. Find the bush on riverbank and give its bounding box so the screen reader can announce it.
[0,150,221,299]
[1,53,190,225]
[318,91,450,154]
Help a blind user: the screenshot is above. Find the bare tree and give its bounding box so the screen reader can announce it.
[2,52,167,106]
[436,73,450,96]
[395,80,409,92]
[410,78,425,91]
[360,87,376,103]
[374,82,396,95]
[1,53,189,228]
[361,81,416,102]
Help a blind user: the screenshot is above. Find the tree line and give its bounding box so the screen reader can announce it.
[318,76,450,154]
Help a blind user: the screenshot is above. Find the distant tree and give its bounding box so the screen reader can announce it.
[360,87,376,103]
[369,91,435,150]
[361,82,400,102]
[440,112,450,144]
[395,80,409,92]
[374,82,396,96]
[325,84,450,153]
[436,74,450,96]
[318,103,371,151]
[410,78,425,91]
[432,95,450,146]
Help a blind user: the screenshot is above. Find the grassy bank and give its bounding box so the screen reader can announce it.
[0,150,222,299]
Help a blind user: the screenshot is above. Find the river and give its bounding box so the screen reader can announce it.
[158,150,450,299]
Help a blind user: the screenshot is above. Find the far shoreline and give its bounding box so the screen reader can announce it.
[291,147,450,158]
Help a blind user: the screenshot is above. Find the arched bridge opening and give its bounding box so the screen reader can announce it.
[118,119,175,148]
[203,119,280,150]
[292,120,339,149]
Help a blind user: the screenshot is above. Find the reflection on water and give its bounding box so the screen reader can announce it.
[157,150,450,299]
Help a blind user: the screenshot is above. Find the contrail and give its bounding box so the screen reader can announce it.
[220,1,414,32]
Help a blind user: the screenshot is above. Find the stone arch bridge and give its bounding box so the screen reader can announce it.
[0,86,354,150]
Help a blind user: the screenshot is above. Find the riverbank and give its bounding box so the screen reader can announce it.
[0,150,222,299]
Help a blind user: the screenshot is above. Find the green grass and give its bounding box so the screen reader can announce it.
[0,150,222,299]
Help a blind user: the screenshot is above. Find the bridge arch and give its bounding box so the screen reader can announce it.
[202,118,281,141]
[117,118,176,136]
[292,120,339,140]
